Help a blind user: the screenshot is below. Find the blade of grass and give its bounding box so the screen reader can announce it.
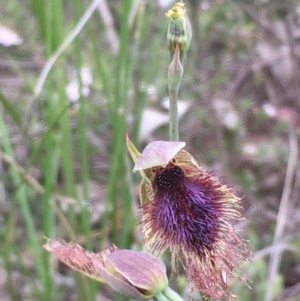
[73,0,97,299]
[1,195,18,301]
[0,113,51,300]
[30,1,99,299]
[130,2,168,143]
[105,0,134,247]
[33,0,101,97]
[0,90,23,129]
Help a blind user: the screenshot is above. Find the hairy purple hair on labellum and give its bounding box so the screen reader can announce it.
[126,138,249,300]
[142,154,248,300]
[151,163,220,257]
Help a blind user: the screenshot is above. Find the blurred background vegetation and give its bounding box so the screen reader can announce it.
[0,0,300,300]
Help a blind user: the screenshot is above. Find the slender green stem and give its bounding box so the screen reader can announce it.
[163,286,185,301]
[168,43,183,141]
[168,87,179,141]
[154,292,171,301]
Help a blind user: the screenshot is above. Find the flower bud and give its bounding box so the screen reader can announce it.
[166,1,192,64]
[103,249,168,299]
[44,239,168,300]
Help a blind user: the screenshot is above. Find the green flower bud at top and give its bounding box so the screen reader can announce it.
[166,1,192,64]
[44,239,168,300]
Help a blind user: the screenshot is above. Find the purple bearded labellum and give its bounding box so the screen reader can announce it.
[127,137,249,300]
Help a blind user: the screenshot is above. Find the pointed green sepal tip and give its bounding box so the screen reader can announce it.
[126,134,141,164]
